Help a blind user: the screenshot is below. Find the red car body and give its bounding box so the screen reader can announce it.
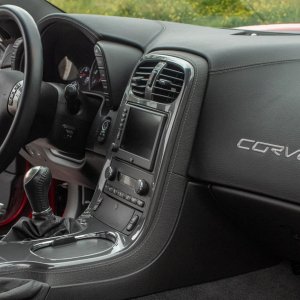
[238,23,300,32]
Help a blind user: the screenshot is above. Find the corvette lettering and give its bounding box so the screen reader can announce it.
[237,138,300,160]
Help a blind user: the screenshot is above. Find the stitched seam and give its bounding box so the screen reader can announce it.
[143,21,166,49]
[211,58,300,74]
[168,55,199,173]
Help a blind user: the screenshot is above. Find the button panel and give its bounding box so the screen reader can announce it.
[126,214,140,232]
[97,118,111,143]
[117,108,128,141]
[104,183,145,209]
[94,43,111,105]
[8,80,23,115]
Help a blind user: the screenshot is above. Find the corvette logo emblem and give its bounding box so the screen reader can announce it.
[237,138,300,160]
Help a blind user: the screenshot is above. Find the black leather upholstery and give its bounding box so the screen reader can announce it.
[2,214,83,242]
[189,60,300,204]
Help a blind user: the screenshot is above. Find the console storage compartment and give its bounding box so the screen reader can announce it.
[31,231,117,260]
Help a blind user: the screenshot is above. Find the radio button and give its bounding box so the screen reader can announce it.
[130,215,139,224]
[137,200,145,208]
[126,223,134,231]
[126,215,139,232]
[131,197,137,204]
[117,191,125,198]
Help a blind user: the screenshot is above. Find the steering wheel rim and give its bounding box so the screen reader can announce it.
[0,5,43,173]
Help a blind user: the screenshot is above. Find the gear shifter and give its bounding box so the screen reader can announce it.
[2,166,83,242]
[24,166,52,216]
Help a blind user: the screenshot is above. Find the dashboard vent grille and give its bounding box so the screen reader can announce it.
[131,61,158,98]
[152,63,184,103]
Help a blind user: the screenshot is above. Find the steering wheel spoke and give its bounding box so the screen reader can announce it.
[0,69,23,115]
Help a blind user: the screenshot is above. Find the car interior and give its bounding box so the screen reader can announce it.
[2,0,300,299]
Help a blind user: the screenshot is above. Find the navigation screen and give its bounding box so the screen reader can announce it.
[120,107,163,160]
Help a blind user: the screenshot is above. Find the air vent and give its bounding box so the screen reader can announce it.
[152,63,184,103]
[131,61,158,98]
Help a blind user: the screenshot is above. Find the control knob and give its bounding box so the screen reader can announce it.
[135,179,149,195]
[105,166,117,181]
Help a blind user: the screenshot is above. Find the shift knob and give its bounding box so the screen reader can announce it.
[23,166,52,215]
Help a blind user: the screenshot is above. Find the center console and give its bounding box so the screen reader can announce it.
[0,52,194,266]
[95,105,166,234]
[87,53,192,239]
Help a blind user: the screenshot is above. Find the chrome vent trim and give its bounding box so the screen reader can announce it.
[131,61,158,98]
[152,62,184,103]
[130,55,188,104]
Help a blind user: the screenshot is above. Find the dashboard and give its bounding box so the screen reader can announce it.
[2,3,300,297]
[0,16,143,187]
[1,12,300,192]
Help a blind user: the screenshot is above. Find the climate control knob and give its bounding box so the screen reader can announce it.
[135,179,149,195]
[105,166,117,181]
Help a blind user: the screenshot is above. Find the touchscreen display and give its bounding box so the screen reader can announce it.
[120,108,163,160]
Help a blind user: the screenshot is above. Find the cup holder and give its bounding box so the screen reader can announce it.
[31,231,117,260]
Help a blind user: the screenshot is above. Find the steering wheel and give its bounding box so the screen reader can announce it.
[0,5,42,172]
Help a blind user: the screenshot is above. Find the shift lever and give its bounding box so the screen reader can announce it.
[2,166,84,242]
[23,166,53,216]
